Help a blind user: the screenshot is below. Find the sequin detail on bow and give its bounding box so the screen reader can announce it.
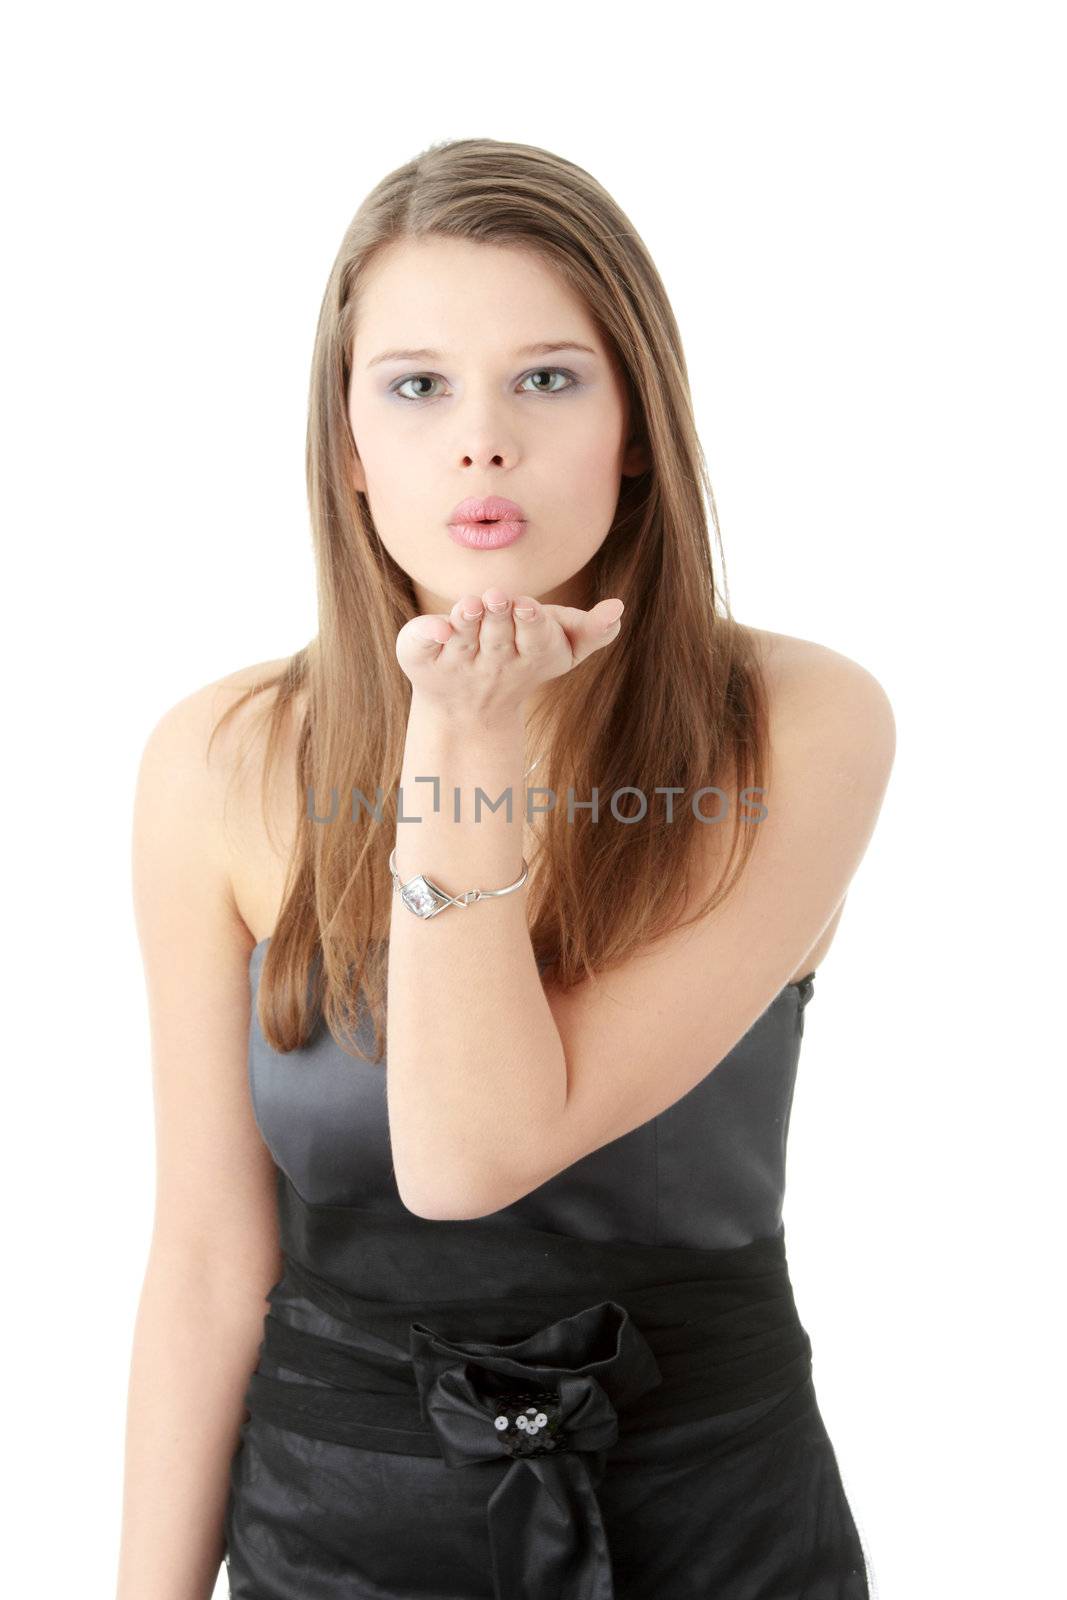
[492,1390,568,1457]
[408,1298,663,1600]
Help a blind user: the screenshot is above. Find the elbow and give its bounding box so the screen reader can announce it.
[395,1160,519,1223]
[396,1177,505,1223]
[400,1195,484,1223]
[398,1190,497,1224]
[391,1074,567,1221]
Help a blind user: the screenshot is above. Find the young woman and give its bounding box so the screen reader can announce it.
[118,138,894,1599]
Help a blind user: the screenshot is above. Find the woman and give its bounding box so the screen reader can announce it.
[118,138,894,1599]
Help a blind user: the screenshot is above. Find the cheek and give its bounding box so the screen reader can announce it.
[354,431,419,509]
[563,398,626,469]
[564,430,626,503]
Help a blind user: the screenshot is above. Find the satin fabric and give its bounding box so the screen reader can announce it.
[230,1201,825,1598]
[246,939,814,1250]
[224,947,871,1597]
[249,1280,663,1600]
[224,1267,868,1598]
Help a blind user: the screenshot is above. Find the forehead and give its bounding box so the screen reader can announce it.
[352,236,603,359]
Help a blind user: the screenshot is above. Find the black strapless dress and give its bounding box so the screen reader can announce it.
[223,941,874,1598]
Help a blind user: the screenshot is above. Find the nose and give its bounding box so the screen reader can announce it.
[451,387,522,471]
[458,424,514,470]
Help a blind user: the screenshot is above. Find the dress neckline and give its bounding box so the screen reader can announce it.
[248,935,815,995]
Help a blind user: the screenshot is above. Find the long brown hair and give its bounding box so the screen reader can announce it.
[209,136,771,1065]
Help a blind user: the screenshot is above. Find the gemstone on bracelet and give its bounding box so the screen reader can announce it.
[400,873,451,918]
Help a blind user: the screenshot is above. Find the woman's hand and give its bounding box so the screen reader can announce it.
[396,587,625,721]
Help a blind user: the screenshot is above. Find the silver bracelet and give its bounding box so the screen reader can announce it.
[388,846,530,920]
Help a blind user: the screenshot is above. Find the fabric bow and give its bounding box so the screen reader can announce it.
[408,1298,663,1600]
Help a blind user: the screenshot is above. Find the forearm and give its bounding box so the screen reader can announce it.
[115,1254,268,1600]
[386,695,567,1218]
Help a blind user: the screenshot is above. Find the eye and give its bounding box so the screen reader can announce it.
[392,374,442,401]
[519,368,579,395]
[389,366,581,403]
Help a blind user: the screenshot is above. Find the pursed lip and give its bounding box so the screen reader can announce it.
[449,494,528,525]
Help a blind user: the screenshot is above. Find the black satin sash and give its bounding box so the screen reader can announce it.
[241,1173,815,1600]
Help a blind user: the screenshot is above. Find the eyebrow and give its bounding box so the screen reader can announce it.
[365,340,598,370]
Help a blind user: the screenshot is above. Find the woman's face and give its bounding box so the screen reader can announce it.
[346,236,647,617]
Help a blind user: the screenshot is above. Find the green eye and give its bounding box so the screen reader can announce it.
[390,367,581,403]
[520,369,578,395]
[392,374,441,401]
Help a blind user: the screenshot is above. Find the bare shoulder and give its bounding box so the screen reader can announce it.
[744,623,896,752]
[733,624,896,981]
[140,656,297,760]
[130,660,301,1280]
[134,657,303,954]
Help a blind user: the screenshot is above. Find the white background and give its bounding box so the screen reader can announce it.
[4,3,1063,1596]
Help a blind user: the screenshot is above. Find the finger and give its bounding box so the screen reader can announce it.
[408,614,451,648]
[445,594,485,646]
[479,587,515,645]
[512,595,547,643]
[595,599,625,632]
[567,598,626,666]
[543,599,625,633]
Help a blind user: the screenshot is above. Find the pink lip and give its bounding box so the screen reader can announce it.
[450,495,528,524]
[447,494,529,550]
[447,519,527,550]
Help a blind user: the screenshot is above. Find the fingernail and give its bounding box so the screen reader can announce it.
[601,602,625,630]
[515,605,536,620]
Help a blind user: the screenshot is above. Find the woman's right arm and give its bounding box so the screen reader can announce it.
[116,682,282,1600]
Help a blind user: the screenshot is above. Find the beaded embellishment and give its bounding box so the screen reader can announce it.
[490,1388,569,1458]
